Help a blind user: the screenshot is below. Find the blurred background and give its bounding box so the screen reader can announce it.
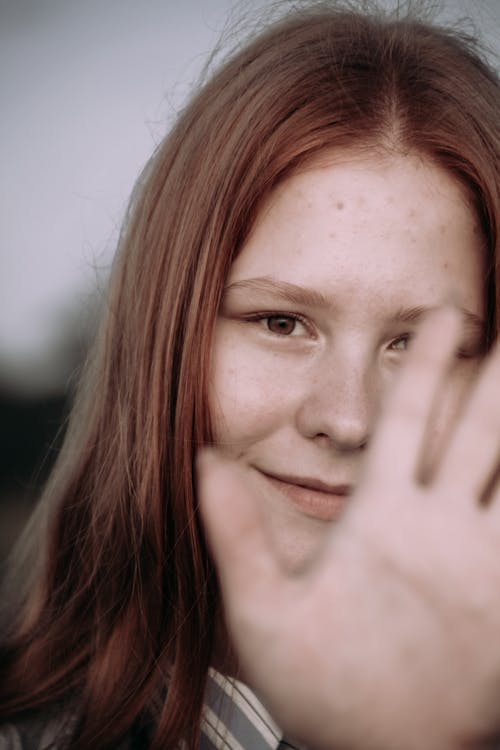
[1,0,500,563]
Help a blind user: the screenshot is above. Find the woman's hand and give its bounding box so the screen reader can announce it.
[199,307,500,750]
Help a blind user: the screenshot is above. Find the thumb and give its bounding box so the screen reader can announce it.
[197,449,282,607]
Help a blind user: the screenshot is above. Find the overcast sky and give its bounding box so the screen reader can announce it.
[1,0,499,388]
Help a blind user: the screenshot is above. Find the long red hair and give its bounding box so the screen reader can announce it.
[2,3,500,748]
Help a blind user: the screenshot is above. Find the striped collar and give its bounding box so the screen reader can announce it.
[200,668,284,750]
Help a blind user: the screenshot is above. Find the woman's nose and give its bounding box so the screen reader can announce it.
[294,355,375,452]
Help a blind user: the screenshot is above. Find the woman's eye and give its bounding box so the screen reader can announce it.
[242,311,312,338]
[265,315,300,335]
[389,335,411,351]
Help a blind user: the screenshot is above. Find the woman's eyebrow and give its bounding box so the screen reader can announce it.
[223,280,486,334]
[223,277,329,307]
[392,305,486,335]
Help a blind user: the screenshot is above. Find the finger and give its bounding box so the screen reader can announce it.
[197,449,284,612]
[366,306,463,486]
[436,339,500,503]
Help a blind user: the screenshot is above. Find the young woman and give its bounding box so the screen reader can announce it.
[2,2,500,748]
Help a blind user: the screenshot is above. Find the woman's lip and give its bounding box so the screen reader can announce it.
[258,470,351,521]
[260,470,352,495]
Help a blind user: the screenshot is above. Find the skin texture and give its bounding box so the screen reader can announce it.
[210,152,486,572]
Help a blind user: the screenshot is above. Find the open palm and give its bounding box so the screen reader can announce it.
[199,308,500,750]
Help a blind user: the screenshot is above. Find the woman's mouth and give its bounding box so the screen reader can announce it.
[258,470,352,522]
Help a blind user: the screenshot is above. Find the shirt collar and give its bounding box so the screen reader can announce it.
[200,668,283,750]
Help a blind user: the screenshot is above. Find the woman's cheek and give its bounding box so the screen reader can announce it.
[209,335,290,445]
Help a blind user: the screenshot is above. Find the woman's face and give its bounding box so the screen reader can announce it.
[210,152,485,571]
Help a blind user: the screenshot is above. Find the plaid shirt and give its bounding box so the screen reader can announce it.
[200,669,296,750]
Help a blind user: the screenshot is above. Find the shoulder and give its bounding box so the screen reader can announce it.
[0,704,77,750]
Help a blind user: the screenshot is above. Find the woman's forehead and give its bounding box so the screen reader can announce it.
[228,152,485,319]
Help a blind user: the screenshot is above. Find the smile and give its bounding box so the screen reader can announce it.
[258,470,352,522]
